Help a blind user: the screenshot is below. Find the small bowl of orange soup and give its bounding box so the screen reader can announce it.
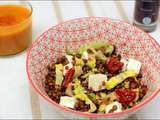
[0,1,32,56]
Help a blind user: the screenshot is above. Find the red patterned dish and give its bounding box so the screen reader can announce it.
[26,17,160,119]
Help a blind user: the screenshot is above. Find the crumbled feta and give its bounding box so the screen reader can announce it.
[63,63,73,75]
[66,55,73,63]
[88,74,108,91]
[59,96,77,109]
[82,51,89,60]
[120,58,128,71]
[127,58,141,74]
[105,101,122,113]
[63,55,73,75]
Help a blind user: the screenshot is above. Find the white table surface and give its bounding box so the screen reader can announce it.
[0,1,160,119]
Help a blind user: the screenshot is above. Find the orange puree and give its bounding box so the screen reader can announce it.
[0,4,32,56]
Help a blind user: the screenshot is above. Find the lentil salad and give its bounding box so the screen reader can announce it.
[44,41,148,114]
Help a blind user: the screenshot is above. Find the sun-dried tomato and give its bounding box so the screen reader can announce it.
[115,88,136,104]
[63,67,75,88]
[106,56,123,74]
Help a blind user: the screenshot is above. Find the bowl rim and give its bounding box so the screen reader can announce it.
[26,16,160,117]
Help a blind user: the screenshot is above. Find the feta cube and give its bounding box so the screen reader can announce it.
[105,101,122,113]
[82,51,89,60]
[127,58,141,74]
[120,58,128,71]
[88,74,108,91]
[59,96,77,109]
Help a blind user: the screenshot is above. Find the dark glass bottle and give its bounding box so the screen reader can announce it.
[133,0,160,32]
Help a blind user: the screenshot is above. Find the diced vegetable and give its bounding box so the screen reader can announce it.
[87,93,96,99]
[99,92,107,98]
[78,41,104,54]
[87,56,96,69]
[75,58,84,66]
[73,79,85,94]
[82,51,89,60]
[98,104,106,113]
[86,47,107,61]
[55,64,63,70]
[105,70,137,90]
[104,44,114,55]
[73,79,97,113]
[79,41,114,62]
[124,81,130,89]
[95,50,107,61]
[66,47,76,56]
[63,67,75,88]
[88,74,108,91]
[55,64,64,85]
[92,68,99,72]
[74,66,83,78]
[81,68,98,79]
[100,92,117,103]
[78,41,114,55]
[59,96,77,109]
[81,71,93,79]
[98,92,118,113]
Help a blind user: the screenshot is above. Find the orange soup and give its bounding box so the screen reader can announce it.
[0,4,32,56]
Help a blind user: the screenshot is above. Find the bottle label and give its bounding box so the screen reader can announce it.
[142,17,152,25]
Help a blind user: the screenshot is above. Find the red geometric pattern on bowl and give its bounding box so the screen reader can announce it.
[26,17,160,118]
